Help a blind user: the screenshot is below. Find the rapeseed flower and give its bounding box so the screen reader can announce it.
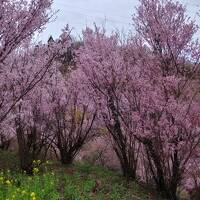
[5,180,11,185]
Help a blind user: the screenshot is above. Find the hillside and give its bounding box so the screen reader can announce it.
[0,150,166,200]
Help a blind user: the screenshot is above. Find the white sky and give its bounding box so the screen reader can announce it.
[38,0,200,41]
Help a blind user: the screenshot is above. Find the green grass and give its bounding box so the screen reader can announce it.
[0,150,165,200]
[58,162,164,200]
[0,150,19,171]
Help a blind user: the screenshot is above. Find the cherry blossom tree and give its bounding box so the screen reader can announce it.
[129,0,200,199]
[0,0,54,124]
[5,28,72,174]
[0,0,53,64]
[5,26,96,172]
[74,1,200,199]
[75,27,141,179]
[44,71,97,165]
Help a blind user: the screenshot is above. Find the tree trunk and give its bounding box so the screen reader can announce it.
[16,126,33,175]
[122,164,136,180]
[59,149,73,165]
[115,147,136,180]
[145,141,178,200]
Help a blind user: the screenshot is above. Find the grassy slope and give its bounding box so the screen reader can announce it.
[0,150,165,200]
[57,162,165,200]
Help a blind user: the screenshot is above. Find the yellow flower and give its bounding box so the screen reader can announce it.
[30,192,35,197]
[5,180,11,185]
[30,192,36,200]
[33,167,39,174]
[36,160,41,164]
[33,160,36,164]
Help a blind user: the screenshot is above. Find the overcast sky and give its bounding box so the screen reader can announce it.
[38,0,200,41]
